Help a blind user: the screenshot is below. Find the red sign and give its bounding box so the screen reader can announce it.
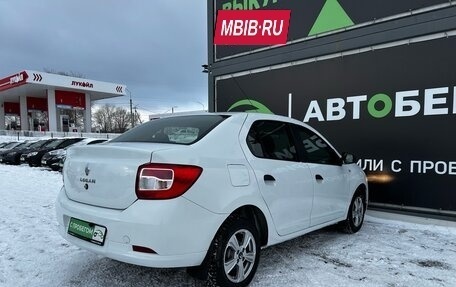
[214,10,291,45]
[27,97,48,111]
[0,71,28,92]
[4,102,20,115]
[55,90,86,110]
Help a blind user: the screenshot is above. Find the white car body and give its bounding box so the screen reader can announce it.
[56,113,367,277]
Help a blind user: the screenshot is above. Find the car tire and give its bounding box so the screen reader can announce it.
[204,216,261,287]
[341,191,366,234]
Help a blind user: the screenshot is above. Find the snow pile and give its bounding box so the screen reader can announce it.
[0,135,50,144]
[0,164,455,287]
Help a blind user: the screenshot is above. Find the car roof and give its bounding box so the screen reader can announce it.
[197,112,340,155]
[160,112,308,127]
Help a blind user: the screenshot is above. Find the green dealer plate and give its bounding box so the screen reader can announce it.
[68,217,107,246]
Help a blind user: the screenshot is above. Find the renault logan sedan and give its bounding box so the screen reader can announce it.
[56,113,367,287]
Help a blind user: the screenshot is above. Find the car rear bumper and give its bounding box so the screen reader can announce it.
[55,187,226,268]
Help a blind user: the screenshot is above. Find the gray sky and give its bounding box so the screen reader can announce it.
[0,0,208,117]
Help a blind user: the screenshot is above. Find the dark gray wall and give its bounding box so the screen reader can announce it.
[208,1,456,217]
[216,36,456,214]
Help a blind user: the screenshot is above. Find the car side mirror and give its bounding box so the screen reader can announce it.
[342,153,356,164]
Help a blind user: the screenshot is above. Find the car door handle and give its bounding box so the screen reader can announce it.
[315,174,324,181]
[264,174,276,182]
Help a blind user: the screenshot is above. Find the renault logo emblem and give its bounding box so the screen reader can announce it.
[85,165,90,176]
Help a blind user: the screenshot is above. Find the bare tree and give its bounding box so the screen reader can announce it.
[93,104,116,133]
[93,104,139,133]
[43,68,86,79]
[112,107,130,133]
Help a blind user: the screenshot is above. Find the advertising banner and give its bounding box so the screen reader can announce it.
[214,0,450,59]
[214,9,291,45]
[216,36,456,213]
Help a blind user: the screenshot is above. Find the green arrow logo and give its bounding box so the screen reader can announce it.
[309,0,354,36]
[228,99,273,114]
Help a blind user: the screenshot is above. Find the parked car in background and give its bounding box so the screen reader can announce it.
[19,139,57,164]
[26,138,84,167]
[0,142,11,148]
[0,141,20,153]
[42,138,108,171]
[47,153,67,171]
[0,140,39,164]
[56,113,367,287]
[0,141,36,162]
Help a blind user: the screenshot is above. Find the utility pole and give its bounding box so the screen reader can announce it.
[127,88,134,128]
[130,98,134,127]
[134,107,141,124]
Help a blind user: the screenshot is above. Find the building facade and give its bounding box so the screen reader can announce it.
[0,70,126,132]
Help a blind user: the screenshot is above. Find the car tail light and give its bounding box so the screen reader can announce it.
[136,163,203,200]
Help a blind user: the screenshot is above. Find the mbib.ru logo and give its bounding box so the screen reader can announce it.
[214,10,291,45]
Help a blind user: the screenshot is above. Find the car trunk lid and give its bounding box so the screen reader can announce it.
[63,143,176,209]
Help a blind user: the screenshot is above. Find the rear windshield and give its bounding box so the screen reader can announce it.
[13,142,27,148]
[57,138,84,149]
[22,141,37,148]
[44,139,65,149]
[111,115,228,145]
[30,140,49,149]
[3,142,18,148]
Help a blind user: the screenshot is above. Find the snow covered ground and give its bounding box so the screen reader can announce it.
[1,164,455,287]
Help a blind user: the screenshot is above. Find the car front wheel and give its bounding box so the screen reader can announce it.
[342,191,366,234]
[206,217,261,287]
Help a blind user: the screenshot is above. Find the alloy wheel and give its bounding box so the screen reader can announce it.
[223,229,257,283]
[352,196,364,227]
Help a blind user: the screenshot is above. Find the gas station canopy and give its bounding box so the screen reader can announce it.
[0,70,126,132]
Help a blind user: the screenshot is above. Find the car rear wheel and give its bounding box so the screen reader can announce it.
[341,191,366,234]
[205,216,260,287]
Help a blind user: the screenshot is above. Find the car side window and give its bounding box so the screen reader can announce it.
[247,121,297,162]
[293,125,341,165]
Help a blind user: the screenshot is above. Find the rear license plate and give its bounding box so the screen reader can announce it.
[68,217,107,246]
[41,160,46,165]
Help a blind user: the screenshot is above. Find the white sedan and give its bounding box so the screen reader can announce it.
[56,113,367,286]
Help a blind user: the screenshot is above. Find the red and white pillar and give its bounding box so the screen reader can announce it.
[84,93,91,133]
[19,95,28,131]
[47,89,57,132]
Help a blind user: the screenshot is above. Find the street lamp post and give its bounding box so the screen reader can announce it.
[195,101,205,111]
